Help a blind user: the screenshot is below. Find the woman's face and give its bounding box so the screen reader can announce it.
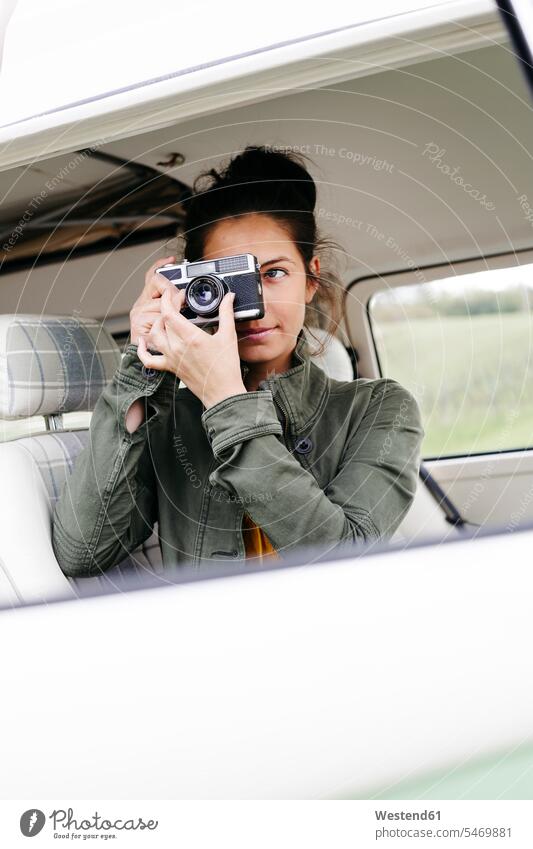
[202,213,320,365]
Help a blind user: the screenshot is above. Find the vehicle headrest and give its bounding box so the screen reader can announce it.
[0,314,121,419]
[304,327,354,381]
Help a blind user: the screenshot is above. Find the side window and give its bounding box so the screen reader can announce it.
[368,264,533,458]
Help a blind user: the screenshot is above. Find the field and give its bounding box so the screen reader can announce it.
[372,313,533,458]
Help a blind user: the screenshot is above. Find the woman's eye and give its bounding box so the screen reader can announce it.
[263,268,287,280]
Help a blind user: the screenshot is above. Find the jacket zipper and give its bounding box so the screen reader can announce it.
[266,380,290,446]
[279,399,290,445]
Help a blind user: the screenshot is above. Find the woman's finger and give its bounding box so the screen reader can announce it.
[146,255,176,278]
[160,286,199,340]
[137,335,168,371]
[216,291,236,337]
[145,315,169,354]
[147,273,176,300]
[133,300,163,323]
[142,256,177,299]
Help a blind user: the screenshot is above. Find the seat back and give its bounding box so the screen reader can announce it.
[304,326,355,381]
[0,315,164,607]
[389,481,463,545]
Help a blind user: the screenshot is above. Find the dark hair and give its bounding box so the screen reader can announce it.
[176,145,345,355]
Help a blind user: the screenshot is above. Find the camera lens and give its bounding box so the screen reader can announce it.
[186,275,225,314]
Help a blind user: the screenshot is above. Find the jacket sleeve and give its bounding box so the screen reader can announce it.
[52,343,174,578]
[200,378,425,558]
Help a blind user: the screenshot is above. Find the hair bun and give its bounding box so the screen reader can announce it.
[217,145,316,212]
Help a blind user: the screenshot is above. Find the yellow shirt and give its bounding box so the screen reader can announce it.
[242,511,279,561]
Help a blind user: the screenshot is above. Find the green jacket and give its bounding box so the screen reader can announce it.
[52,331,424,577]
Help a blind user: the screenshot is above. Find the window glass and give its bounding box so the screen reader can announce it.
[369,264,533,458]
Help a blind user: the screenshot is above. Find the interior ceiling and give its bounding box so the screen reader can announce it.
[103,39,533,273]
[1,38,532,322]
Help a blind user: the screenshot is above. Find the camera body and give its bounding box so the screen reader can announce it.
[155,253,264,328]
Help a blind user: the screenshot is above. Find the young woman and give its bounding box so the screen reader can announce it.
[52,146,424,577]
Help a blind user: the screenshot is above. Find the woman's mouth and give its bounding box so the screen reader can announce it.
[236,326,277,341]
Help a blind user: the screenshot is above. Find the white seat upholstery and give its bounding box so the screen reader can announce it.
[0,429,167,605]
[0,430,166,607]
[304,326,355,381]
[389,482,463,546]
[0,432,88,605]
[0,315,165,607]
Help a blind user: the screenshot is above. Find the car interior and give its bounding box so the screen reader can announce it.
[0,18,532,608]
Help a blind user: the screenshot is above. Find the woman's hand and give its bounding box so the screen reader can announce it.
[129,255,177,345]
[137,285,247,410]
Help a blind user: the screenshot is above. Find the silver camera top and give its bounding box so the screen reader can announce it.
[155,253,264,327]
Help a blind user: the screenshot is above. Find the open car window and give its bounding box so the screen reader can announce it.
[368,260,533,458]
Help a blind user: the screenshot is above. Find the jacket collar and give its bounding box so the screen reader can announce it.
[241,328,329,435]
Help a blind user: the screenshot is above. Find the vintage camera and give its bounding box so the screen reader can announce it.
[155,253,264,328]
